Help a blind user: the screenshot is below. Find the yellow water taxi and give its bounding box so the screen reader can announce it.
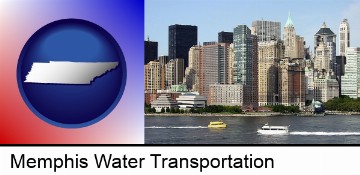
[208,120,227,128]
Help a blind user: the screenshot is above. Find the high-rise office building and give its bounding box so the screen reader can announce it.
[258,40,284,106]
[341,47,360,98]
[314,75,339,102]
[284,14,295,58]
[314,22,336,72]
[314,42,331,71]
[251,35,259,106]
[218,31,233,44]
[198,44,219,98]
[233,25,253,85]
[335,55,346,95]
[184,46,201,91]
[251,20,281,42]
[158,56,169,90]
[168,24,198,69]
[144,60,161,93]
[295,35,305,58]
[278,58,305,107]
[198,43,230,99]
[339,19,350,56]
[304,67,315,102]
[217,43,231,84]
[233,25,255,106]
[228,43,234,84]
[165,58,184,88]
[283,13,305,58]
[158,55,169,66]
[145,40,158,65]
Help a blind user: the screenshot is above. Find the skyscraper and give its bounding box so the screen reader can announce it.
[251,20,281,42]
[158,56,169,90]
[339,19,350,56]
[218,43,231,84]
[283,13,305,59]
[197,43,230,98]
[314,42,331,71]
[168,24,198,69]
[341,47,360,98]
[145,40,158,65]
[158,55,169,66]
[233,25,255,106]
[165,58,184,87]
[228,43,234,84]
[218,31,233,44]
[278,58,305,107]
[198,44,219,98]
[184,46,201,91]
[314,22,336,72]
[144,60,161,93]
[233,25,253,85]
[251,35,259,106]
[284,13,296,58]
[313,75,339,102]
[335,55,346,95]
[284,13,305,58]
[258,40,284,106]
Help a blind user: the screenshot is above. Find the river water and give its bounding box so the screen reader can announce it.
[145,115,360,144]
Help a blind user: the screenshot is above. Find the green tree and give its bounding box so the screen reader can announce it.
[145,103,151,108]
[189,108,195,113]
[166,107,170,113]
[174,107,180,113]
[160,108,165,113]
[198,108,203,114]
[151,107,156,113]
[323,96,360,111]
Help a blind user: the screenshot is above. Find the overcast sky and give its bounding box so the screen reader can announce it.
[145,0,360,56]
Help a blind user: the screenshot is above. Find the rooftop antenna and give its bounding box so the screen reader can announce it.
[147,35,150,41]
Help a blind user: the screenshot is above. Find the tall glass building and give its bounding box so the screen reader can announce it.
[341,47,360,98]
[233,25,255,106]
[218,31,233,44]
[145,40,158,65]
[233,25,252,85]
[168,24,197,69]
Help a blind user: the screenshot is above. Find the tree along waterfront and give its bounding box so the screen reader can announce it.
[324,96,360,112]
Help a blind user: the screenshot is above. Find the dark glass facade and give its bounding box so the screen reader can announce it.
[218,31,233,44]
[145,40,158,65]
[168,24,197,69]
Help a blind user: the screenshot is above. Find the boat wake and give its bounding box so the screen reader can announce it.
[145,126,207,129]
[290,132,360,136]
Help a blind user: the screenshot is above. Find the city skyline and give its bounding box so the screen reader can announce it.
[145,0,360,56]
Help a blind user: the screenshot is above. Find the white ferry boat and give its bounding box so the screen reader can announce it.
[257,123,289,135]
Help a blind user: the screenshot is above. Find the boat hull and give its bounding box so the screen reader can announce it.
[208,124,227,128]
[257,129,288,135]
